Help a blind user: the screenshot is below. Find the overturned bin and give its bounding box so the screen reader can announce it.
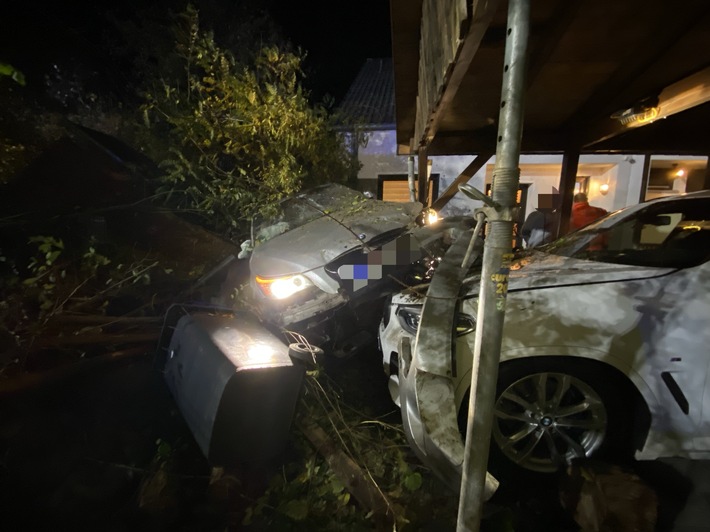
[158,306,305,466]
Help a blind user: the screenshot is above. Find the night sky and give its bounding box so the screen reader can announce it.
[268,0,392,101]
[2,0,392,104]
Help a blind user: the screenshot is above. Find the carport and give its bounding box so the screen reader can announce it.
[390,0,710,232]
[388,1,710,529]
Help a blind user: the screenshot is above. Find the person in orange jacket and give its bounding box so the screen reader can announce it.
[571,193,607,230]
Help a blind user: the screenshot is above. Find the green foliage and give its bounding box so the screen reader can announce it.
[240,362,458,530]
[0,136,33,184]
[0,234,161,356]
[140,5,360,236]
[23,236,66,313]
[0,62,25,86]
[243,446,365,530]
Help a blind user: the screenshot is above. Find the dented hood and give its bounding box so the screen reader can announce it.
[250,199,422,278]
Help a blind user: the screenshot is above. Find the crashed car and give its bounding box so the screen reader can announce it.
[158,183,474,469]
[242,183,471,356]
[379,190,710,484]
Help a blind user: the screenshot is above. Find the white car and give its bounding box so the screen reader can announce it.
[379,190,710,484]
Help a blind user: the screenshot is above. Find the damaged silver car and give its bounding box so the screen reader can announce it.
[241,183,471,357]
[380,190,710,485]
[158,183,473,469]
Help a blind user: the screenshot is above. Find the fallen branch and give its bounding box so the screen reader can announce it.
[34,331,160,348]
[50,315,163,325]
[0,344,153,397]
[296,420,396,530]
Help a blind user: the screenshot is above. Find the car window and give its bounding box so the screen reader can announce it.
[542,198,710,268]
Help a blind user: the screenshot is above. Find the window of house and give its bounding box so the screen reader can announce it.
[377,174,439,204]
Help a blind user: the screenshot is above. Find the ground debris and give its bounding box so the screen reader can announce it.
[297,419,396,529]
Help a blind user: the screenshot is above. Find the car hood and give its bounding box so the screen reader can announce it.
[461,250,677,295]
[250,200,422,278]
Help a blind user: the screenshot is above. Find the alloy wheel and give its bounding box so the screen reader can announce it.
[493,372,608,473]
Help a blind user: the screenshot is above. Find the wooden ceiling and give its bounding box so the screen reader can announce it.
[390,0,710,157]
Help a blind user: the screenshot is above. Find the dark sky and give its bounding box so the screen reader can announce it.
[268,0,392,102]
[2,0,392,105]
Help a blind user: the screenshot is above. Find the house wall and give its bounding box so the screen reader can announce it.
[356,129,404,197]
[355,130,705,220]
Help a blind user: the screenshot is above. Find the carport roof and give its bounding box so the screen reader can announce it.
[390,0,710,157]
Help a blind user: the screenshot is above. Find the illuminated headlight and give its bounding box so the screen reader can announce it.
[397,306,475,336]
[416,208,440,226]
[425,208,440,225]
[255,274,312,300]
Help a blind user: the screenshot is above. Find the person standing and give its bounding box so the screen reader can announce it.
[571,193,607,230]
[521,199,559,247]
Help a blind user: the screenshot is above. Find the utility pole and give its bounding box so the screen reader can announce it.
[456,0,530,530]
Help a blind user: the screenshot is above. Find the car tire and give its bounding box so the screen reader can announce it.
[460,357,637,480]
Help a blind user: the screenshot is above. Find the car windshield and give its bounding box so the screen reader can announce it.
[253,184,367,243]
[539,197,710,268]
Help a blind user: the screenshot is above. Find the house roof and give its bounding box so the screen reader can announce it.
[390,0,710,157]
[338,58,395,127]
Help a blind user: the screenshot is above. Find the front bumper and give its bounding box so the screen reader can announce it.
[377,223,498,498]
[253,284,348,329]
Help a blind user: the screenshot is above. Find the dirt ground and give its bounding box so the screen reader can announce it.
[0,356,212,531]
[0,343,560,531]
[0,343,702,531]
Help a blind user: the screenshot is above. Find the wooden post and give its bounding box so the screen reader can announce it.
[557,151,580,236]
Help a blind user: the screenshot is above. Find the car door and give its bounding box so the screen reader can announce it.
[689,258,710,451]
[625,198,710,452]
[638,260,710,453]
[496,195,710,456]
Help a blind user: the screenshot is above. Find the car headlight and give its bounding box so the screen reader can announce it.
[255,274,312,300]
[397,306,475,336]
[416,208,440,226]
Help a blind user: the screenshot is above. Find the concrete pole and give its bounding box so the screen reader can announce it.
[456,1,530,530]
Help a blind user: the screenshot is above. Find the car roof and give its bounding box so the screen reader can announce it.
[647,190,710,203]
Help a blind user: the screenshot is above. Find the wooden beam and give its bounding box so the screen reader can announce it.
[582,66,710,149]
[426,128,564,155]
[414,0,500,149]
[563,2,710,139]
[524,4,581,90]
[391,0,424,152]
[557,151,579,236]
[702,158,710,191]
[417,151,429,205]
[431,153,493,210]
[638,154,652,203]
[424,113,710,155]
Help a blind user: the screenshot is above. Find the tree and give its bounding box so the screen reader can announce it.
[139,5,361,238]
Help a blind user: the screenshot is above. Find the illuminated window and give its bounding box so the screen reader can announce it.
[378,174,440,204]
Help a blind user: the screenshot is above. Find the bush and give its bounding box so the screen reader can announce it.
[139,5,360,238]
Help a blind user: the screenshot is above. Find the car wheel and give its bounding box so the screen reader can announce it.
[465,358,635,477]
